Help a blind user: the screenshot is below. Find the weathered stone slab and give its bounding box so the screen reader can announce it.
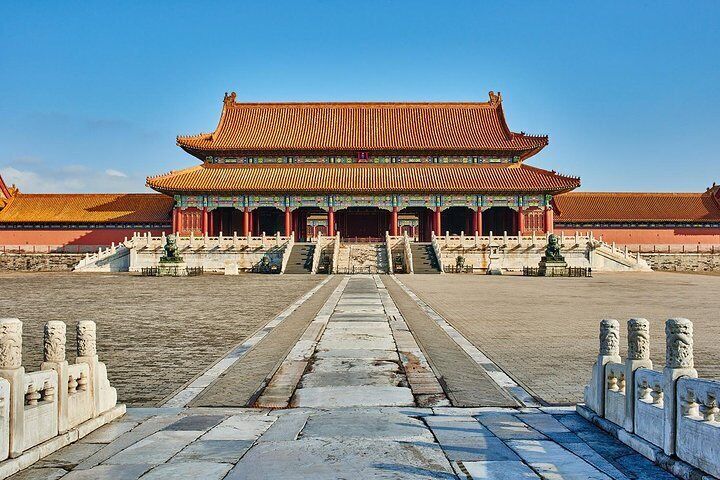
[163,415,226,432]
[257,412,309,442]
[425,417,519,462]
[171,439,254,463]
[62,463,152,480]
[227,438,453,480]
[475,413,546,440]
[38,442,104,468]
[9,467,68,480]
[141,461,233,480]
[308,358,400,374]
[300,371,403,388]
[291,386,414,407]
[201,414,277,441]
[103,430,202,465]
[314,349,399,361]
[328,314,388,322]
[79,421,138,444]
[300,409,435,442]
[507,439,612,480]
[460,460,540,479]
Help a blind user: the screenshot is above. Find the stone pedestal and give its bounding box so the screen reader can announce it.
[157,260,188,276]
[486,245,503,275]
[538,259,568,276]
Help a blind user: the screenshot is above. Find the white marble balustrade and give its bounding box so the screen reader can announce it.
[0,318,122,468]
[581,317,719,478]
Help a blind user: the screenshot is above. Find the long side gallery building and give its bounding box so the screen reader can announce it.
[1,92,719,249]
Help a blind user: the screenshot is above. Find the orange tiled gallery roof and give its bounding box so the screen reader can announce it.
[176,92,548,158]
[554,191,720,223]
[146,163,580,195]
[0,193,173,224]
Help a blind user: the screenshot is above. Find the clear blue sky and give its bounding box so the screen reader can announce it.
[1,1,718,193]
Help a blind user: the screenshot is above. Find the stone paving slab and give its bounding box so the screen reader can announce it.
[228,438,454,480]
[9,406,681,479]
[291,386,415,407]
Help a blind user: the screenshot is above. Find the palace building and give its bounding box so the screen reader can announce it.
[145,91,577,242]
[1,91,719,251]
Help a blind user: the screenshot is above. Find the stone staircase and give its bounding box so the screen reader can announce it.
[410,242,441,274]
[336,243,388,274]
[284,243,315,274]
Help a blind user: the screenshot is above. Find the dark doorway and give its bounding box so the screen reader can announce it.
[482,207,517,235]
[441,207,473,235]
[254,207,284,236]
[336,207,390,241]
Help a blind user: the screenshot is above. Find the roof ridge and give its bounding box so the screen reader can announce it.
[562,191,707,196]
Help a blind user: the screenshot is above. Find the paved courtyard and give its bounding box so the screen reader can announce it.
[7,273,681,479]
[0,273,322,406]
[401,272,720,404]
[3,271,718,478]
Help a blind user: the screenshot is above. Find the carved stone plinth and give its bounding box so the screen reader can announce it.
[538,259,568,277]
[157,260,188,277]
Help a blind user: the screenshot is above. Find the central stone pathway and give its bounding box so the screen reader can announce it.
[256,275,446,408]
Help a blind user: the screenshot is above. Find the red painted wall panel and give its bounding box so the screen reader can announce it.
[0,228,170,247]
[554,226,720,246]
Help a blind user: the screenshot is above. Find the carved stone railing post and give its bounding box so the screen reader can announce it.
[0,319,25,458]
[41,321,70,433]
[586,319,621,416]
[624,318,652,433]
[663,318,698,456]
[76,321,99,415]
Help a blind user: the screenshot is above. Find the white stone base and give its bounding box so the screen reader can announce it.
[0,404,125,479]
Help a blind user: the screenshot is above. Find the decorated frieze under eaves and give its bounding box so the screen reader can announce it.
[206,154,520,165]
[175,194,550,210]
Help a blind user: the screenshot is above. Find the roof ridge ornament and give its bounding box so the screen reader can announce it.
[488,91,502,105]
[224,91,237,105]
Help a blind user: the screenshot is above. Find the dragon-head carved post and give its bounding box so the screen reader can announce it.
[662,318,698,456]
[585,319,622,416]
[0,318,25,457]
[41,321,71,433]
[76,320,100,416]
[624,318,653,432]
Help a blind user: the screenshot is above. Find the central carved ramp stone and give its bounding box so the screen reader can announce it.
[290,275,415,408]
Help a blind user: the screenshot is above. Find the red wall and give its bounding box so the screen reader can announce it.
[0,228,170,248]
[555,226,720,248]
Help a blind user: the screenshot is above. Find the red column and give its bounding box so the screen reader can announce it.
[544,206,554,233]
[208,210,215,236]
[201,207,208,235]
[172,207,178,233]
[284,207,291,237]
[249,210,254,236]
[327,207,335,237]
[242,207,249,236]
[517,206,524,236]
[471,208,477,235]
[434,207,442,236]
[390,207,398,236]
[476,209,483,236]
